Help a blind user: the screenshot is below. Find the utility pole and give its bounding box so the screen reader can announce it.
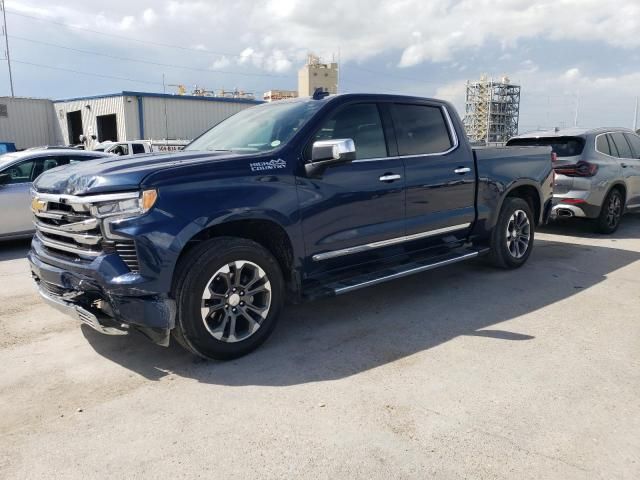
[633,96,638,132]
[573,90,580,127]
[1,0,14,97]
[162,73,169,141]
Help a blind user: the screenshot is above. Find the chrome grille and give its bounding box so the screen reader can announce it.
[32,191,141,271]
[34,201,102,258]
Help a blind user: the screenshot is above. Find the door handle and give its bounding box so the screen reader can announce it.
[454,167,471,175]
[379,174,401,182]
[621,163,628,168]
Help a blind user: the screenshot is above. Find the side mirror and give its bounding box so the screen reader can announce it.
[305,138,356,177]
[0,173,9,186]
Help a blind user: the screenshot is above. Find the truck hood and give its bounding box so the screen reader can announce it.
[33,151,241,195]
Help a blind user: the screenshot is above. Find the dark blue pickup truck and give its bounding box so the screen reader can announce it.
[28,93,553,359]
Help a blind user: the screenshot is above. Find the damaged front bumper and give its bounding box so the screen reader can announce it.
[28,239,176,346]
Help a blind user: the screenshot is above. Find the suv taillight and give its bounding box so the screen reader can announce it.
[554,161,598,177]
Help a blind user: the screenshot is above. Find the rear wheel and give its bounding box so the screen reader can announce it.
[594,188,623,234]
[489,197,535,269]
[173,237,284,360]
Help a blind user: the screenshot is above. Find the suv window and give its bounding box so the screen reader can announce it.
[390,104,452,156]
[132,143,146,154]
[595,135,611,156]
[606,134,619,157]
[309,103,387,160]
[624,133,640,159]
[506,136,585,157]
[610,132,633,159]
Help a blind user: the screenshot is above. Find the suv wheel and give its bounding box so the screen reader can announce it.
[595,188,623,234]
[489,197,535,269]
[173,237,284,360]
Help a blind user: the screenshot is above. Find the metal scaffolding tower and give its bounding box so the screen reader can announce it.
[464,75,520,145]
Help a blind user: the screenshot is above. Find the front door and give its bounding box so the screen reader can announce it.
[297,102,405,274]
[389,102,475,240]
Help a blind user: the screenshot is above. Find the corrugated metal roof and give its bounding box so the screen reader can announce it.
[54,91,263,105]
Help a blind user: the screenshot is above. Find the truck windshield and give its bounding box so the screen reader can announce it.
[506,136,585,157]
[185,101,324,154]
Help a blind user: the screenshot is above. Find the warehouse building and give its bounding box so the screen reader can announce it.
[54,91,262,150]
[0,96,62,149]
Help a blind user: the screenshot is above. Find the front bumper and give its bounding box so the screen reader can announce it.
[36,282,129,336]
[29,237,176,345]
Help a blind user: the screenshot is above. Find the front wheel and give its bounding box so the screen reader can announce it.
[173,237,284,360]
[488,197,535,269]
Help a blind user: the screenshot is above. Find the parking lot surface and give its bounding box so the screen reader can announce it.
[1,218,639,479]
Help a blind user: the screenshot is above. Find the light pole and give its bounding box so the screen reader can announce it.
[1,0,14,97]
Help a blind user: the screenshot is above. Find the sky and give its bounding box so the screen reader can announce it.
[2,0,640,133]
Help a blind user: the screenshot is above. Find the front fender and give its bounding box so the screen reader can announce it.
[112,176,301,294]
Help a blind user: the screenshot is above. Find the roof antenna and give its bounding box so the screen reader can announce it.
[312,87,330,100]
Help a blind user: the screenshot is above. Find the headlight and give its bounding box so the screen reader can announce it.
[93,189,158,240]
[92,189,158,218]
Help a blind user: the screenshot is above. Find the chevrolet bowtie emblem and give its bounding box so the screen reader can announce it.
[31,197,46,213]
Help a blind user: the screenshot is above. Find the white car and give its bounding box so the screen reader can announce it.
[0,149,113,240]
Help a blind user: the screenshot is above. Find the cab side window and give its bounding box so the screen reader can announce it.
[309,103,387,160]
[132,143,146,154]
[390,104,453,156]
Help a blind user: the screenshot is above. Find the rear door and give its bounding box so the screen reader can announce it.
[390,102,475,240]
[297,102,405,273]
[609,132,640,207]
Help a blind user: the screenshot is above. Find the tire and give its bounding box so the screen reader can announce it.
[594,188,623,234]
[488,197,535,269]
[172,237,284,360]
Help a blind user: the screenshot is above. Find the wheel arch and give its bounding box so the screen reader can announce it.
[173,216,296,290]
[502,181,543,224]
[607,182,627,206]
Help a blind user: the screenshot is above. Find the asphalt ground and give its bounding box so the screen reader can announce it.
[1,216,639,479]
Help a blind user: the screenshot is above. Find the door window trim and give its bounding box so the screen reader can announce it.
[354,104,459,162]
[303,101,459,164]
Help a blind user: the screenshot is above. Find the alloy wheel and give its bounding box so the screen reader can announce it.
[200,260,272,343]
[606,193,622,229]
[506,209,531,259]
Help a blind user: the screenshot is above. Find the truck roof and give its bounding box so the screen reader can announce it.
[279,93,452,106]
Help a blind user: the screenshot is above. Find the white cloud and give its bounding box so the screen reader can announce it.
[210,56,231,69]
[6,0,640,128]
[118,15,134,30]
[142,8,157,26]
[10,0,640,68]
